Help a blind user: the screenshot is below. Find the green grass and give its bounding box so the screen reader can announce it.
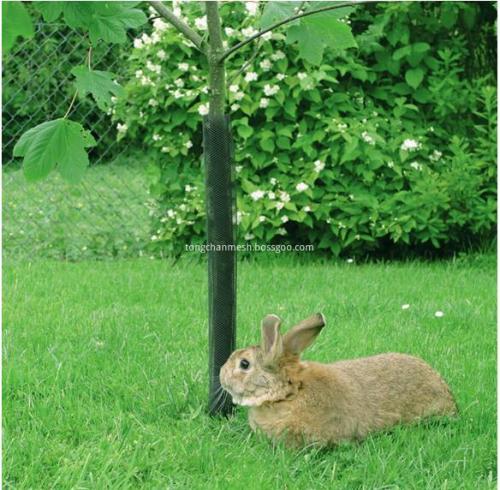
[3,257,496,489]
[3,155,151,260]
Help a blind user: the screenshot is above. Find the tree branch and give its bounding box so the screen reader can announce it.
[205,2,226,116]
[219,0,375,63]
[148,1,205,52]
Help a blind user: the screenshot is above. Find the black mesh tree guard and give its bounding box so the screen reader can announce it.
[203,114,236,416]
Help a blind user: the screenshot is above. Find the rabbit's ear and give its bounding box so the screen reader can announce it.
[283,313,326,355]
[261,314,283,366]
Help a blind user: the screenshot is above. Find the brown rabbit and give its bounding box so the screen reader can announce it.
[220,313,457,447]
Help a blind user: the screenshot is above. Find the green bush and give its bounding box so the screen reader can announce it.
[114,1,496,256]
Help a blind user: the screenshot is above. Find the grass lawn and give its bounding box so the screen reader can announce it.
[3,155,151,260]
[3,256,496,489]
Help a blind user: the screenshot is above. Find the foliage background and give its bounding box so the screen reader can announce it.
[4,1,497,260]
[112,1,497,257]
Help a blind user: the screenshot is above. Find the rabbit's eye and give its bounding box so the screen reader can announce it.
[240,359,250,370]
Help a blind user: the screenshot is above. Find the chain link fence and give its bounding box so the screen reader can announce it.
[3,22,153,260]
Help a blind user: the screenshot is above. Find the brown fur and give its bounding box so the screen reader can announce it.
[220,313,457,448]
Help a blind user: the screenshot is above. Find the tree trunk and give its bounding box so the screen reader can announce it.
[204,1,235,416]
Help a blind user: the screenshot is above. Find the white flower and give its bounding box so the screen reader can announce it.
[229,84,239,93]
[263,84,279,96]
[235,165,242,173]
[279,191,290,203]
[167,209,176,218]
[245,72,258,82]
[268,191,276,200]
[361,131,375,145]
[401,304,410,310]
[244,233,254,240]
[151,235,158,241]
[133,38,143,49]
[185,185,193,192]
[258,215,266,222]
[297,72,307,80]
[236,211,243,225]
[225,27,235,37]
[185,140,193,149]
[151,32,161,44]
[231,104,240,111]
[152,133,162,141]
[195,16,207,30]
[259,98,269,108]
[141,33,152,45]
[178,63,189,72]
[146,61,161,74]
[277,228,287,235]
[410,161,422,171]
[314,160,325,172]
[261,31,272,41]
[270,178,277,186]
[245,2,260,15]
[281,215,289,223]
[116,123,128,133]
[387,161,395,168]
[260,59,272,71]
[174,79,184,88]
[271,50,285,61]
[161,146,170,153]
[429,150,442,162]
[173,89,183,99]
[435,310,444,318]
[275,201,284,210]
[153,18,168,32]
[401,139,422,151]
[157,49,166,60]
[346,258,354,264]
[140,76,153,86]
[296,182,309,192]
[304,206,311,212]
[198,103,209,116]
[251,190,265,201]
[191,74,200,82]
[234,92,245,101]
[276,73,286,81]
[242,26,258,37]
[135,69,143,78]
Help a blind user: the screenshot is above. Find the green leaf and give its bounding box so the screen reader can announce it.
[393,45,411,61]
[405,68,424,89]
[306,2,354,19]
[260,138,275,153]
[237,125,253,139]
[260,1,297,29]
[286,14,357,65]
[13,119,95,183]
[33,1,64,22]
[63,2,147,44]
[2,1,34,54]
[62,2,93,29]
[89,15,127,44]
[71,65,124,110]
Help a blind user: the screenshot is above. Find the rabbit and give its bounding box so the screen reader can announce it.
[219,313,458,447]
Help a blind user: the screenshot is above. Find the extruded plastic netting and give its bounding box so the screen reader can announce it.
[203,114,236,416]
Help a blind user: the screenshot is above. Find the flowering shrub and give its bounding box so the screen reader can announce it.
[114,1,496,256]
